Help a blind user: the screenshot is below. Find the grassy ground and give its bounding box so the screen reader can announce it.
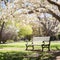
[0,41,60,60]
[0,41,60,52]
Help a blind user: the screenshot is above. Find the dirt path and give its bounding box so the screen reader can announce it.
[56,56,60,60]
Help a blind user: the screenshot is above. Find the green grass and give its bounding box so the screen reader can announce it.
[0,41,60,51]
[50,41,60,50]
[0,41,60,60]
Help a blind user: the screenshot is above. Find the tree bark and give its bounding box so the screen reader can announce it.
[47,0,60,11]
[48,9,60,22]
[0,22,5,43]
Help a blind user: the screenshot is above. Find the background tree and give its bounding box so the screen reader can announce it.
[0,0,60,42]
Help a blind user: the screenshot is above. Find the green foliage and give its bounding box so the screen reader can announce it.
[0,52,27,60]
[0,51,54,60]
[57,32,60,40]
[18,25,33,37]
[0,51,55,60]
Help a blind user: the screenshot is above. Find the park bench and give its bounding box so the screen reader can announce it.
[25,36,50,51]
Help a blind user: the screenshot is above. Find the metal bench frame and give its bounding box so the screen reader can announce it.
[25,37,50,51]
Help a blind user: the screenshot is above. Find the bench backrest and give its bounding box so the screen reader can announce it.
[32,37,50,44]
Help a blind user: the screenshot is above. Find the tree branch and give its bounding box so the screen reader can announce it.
[48,9,60,22]
[40,4,60,22]
[47,0,60,11]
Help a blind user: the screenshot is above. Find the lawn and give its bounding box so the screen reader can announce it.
[0,41,60,52]
[0,41,60,60]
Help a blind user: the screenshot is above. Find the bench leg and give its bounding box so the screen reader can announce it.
[41,45,44,51]
[32,45,34,50]
[48,46,50,51]
[42,48,43,52]
[26,44,28,50]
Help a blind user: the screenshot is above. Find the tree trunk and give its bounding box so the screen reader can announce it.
[0,22,5,43]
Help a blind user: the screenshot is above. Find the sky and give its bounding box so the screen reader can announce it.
[1,1,6,8]
[0,0,14,8]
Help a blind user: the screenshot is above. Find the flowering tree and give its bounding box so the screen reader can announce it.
[0,0,60,42]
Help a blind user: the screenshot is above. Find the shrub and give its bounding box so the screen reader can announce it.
[18,25,33,40]
[58,34,60,40]
[25,35,33,41]
[1,29,18,43]
[50,36,57,41]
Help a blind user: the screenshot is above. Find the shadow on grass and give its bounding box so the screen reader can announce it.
[0,49,60,60]
[0,51,28,60]
[26,49,60,60]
